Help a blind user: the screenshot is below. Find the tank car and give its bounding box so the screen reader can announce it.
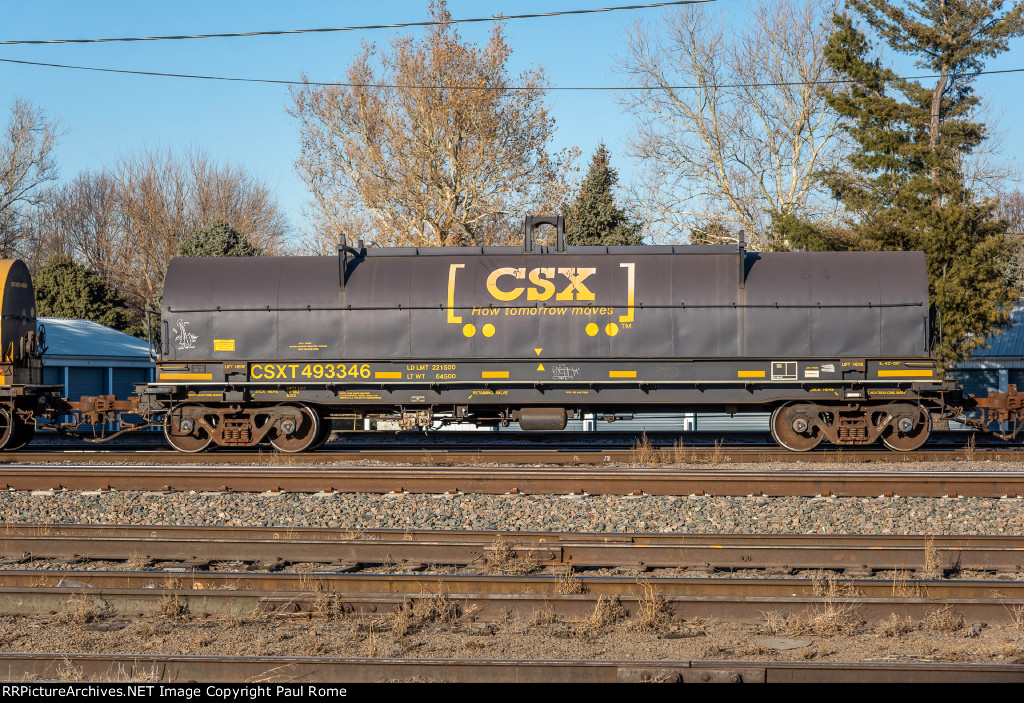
[0,259,61,449]
[141,217,959,452]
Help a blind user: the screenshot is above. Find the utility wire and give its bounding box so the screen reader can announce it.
[0,1,713,45]
[0,55,1021,89]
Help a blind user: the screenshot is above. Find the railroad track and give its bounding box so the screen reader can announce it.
[2,464,1024,496]
[3,445,1023,465]
[3,569,1023,623]
[3,525,1024,574]
[3,653,1022,683]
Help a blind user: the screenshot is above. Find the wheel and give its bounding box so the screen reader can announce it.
[164,405,214,453]
[881,406,930,452]
[308,421,333,451]
[5,419,35,451]
[770,402,823,452]
[269,404,320,453]
[0,407,15,450]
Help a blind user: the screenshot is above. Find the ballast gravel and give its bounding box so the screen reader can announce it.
[2,490,1021,535]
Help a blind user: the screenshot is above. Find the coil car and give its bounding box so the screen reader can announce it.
[142,217,955,453]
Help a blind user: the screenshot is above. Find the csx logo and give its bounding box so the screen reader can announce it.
[486,267,597,302]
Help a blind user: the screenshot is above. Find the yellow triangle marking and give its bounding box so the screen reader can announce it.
[537,363,545,371]
[534,348,543,356]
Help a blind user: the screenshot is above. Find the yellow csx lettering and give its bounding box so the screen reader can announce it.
[251,364,298,380]
[485,267,597,302]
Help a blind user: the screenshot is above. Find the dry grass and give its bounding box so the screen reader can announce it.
[890,570,927,598]
[296,568,330,594]
[924,605,965,633]
[555,566,587,594]
[806,571,864,635]
[1007,602,1024,631]
[57,595,112,625]
[127,550,148,571]
[312,592,348,621]
[530,605,559,626]
[805,600,860,636]
[880,613,917,637]
[411,590,459,625]
[630,579,674,632]
[386,589,460,636]
[56,657,85,681]
[963,433,977,461]
[158,593,190,621]
[670,439,688,465]
[810,571,862,598]
[823,448,845,467]
[667,438,725,465]
[921,536,942,579]
[706,438,725,464]
[486,534,539,575]
[632,432,659,467]
[760,610,793,636]
[571,595,627,638]
[364,623,382,657]
[761,577,861,638]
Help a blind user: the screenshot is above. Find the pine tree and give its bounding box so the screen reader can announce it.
[177,219,266,257]
[35,255,139,335]
[687,220,734,246]
[819,1,1024,365]
[563,144,643,246]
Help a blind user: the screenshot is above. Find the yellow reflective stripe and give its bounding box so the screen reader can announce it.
[878,370,934,377]
[738,370,766,378]
[609,370,636,378]
[158,373,213,381]
[374,372,402,379]
[482,371,509,379]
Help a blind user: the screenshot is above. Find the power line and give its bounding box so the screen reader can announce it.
[0,1,713,45]
[1,54,1021,90]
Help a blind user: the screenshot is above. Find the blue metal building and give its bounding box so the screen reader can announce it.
[38,318,154,423]
[951,307,1024,400]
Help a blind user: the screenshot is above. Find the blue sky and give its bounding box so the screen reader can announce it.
[2,1,1022,245]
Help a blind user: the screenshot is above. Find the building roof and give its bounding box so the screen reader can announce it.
[965,307,1024,360]
[39,317,151,361]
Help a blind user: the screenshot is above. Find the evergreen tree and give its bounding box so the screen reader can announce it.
[563,144,643,246]
[35,255,139,335]
[819,1,1024,365]
[177,219,266,257]
[687,220,734,245]
[767,212,861,252]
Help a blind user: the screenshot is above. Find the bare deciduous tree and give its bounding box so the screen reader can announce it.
[35,148,288,324]
[618,0,846,247]
[290,2,575,252]
[0,99,64,257]
[31,171,119,277]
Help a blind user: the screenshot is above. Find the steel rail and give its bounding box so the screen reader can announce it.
[2,653,1022,683]
[1,464,1023,496]
[3,525,1024,573]
[5,569,1024,600]
[3,446,1024,465]
[0,573,1021,623]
